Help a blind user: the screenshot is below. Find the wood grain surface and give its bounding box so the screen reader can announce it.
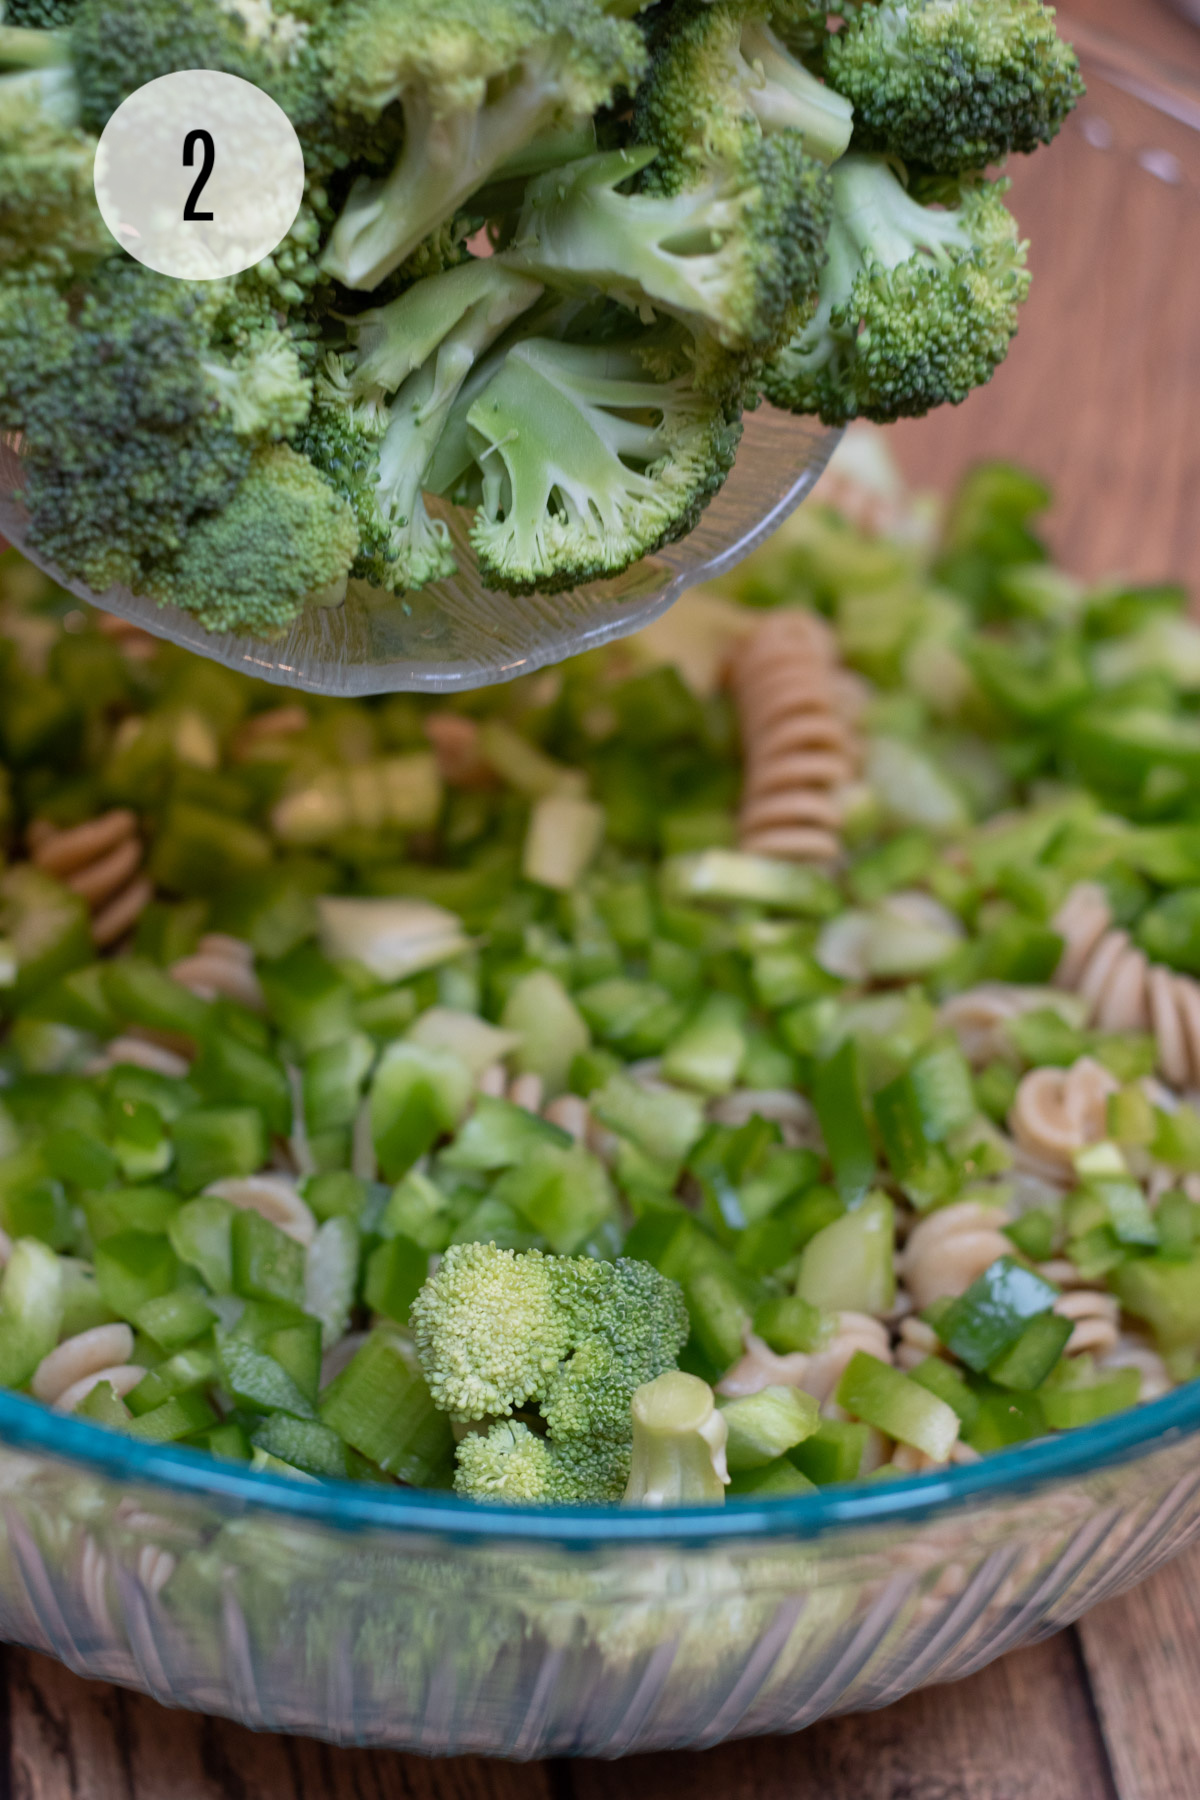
[4,2,1200,1796]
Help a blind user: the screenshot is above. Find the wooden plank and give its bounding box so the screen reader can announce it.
[1076,1536,1200,1800]
[6,1647,553,1800]
[570,1631,1116,1800]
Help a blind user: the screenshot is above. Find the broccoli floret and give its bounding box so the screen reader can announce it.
[3,0,80,24]
[147,444,359,638]
[825,0,1084,172]
[463,329,742,595]
[301,259,544,592]
[505,143,831,361]
[201,326,313,440]
[633,0,853,184]
[318,0,646,292]
[411,1242,690,1502]
[763,153,1030,425]
[0,52,109,278]
[622,1371,730,1505]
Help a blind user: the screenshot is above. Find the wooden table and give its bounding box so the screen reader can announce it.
[10,3,1200,1796]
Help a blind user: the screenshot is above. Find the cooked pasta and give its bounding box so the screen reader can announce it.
[729,609,859,864]
[1054,882,1200,1090]
[1008,1056,1118,1175]
[898,1201,1015,1312]
[204,1174,317,1246]
[32,1323,145,1415]
[29,809,154,948]
[1054,1290,1121,1358]
[940,983,1055,1068]
[170,933,265,1012]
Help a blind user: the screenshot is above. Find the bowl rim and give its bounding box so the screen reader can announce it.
[5,1379,1199,1544]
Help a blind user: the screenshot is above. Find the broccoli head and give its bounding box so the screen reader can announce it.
[319,0,647,292]
[825,0,1084,172]
[301,259,544,593]
[763,153,1030,425]
[3,0,81,24]
[146,444,359,638]
[633,0,853,186]
[0,54,109,278]
[463,329,742,595]
[506,143,832,361]
[411,1242,690,1501]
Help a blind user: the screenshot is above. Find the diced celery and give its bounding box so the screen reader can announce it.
[126,1390,218,1443]
[718,1385,820,1471]
[101,958,211,1041]
[354,985,420,1040]
[523,794,605,891]
[796,1192,895,1316]
[369,1041,472,1181]
[126,1344,219,1412]
[752,1293,828,1355]
[441,1096,570,1173]
[1113,1253,1200,1354]
[377,1171,449,1250]
[813,1041,875,1206]
[476,720,583,798]
[727,1458,817,1497]
[500,970,591,1098]
[317,897,470,984]
[1,1171,72,1249]
[171,1108,266,1193]
[250,1415,349,1478]
[304,1215,360,1348]
[1090,1176,1158,1248]
[590,1073,705,1174]
[866,736,970,834]
[964,1382,1045,1452]
[24,963,119,1037]
[1005,1208,1057,1262]
[217,1336,317,1419]
[108,1098,172,1182]
[168,1195,234,1293]
[204,1421,252,1461]
[304,1171,370,1223]
[84,1185,180,1242]
[264,1317,323,1404]
[364,1233,426,1324]
[134,1288,215,1352]
[835,1352,959,1461]
[0,1239,63,1386]
[575,978,688,1057]
[75,1379,132,1430]
[303,1032,376,1136]
[319,1331,454,1484]
[0,867,93,1007]
[150,803,273,898]
[1040,1361,1141,1430]
[1156,1190,1200,1261]
[661,995,747,1097]
[95,1231,180,1322]
[935,1257,1058,1373]
[448,1195,541,1252]
[493,1143,616,1256]
[59,1260,116,1339]
[105,1064,197,1123]
[192,1031,292,1138]
[789,1419,869,1485]
[259,944,355,1055]
[231,1209,305,1307]
[661,851,839,917]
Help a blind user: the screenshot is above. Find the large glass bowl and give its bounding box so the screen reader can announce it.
[0,24,1198,1759]
[0,413,839,697]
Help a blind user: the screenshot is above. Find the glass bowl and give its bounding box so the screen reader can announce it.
[0,410,839,698]
[0,24,1198,1760]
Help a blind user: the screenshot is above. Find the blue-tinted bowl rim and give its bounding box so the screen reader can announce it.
[2,1378,1197,1545]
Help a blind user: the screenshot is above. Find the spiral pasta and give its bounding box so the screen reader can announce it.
[170,933,265,1012]
[1054,881,1200,1090]
[1008,1055,1118,1176]
[898,1201,1014,1312]
[1053,1290,1120,1358]
[32,1323,144,1415]
[729,609,860,864]
[204,1174,317,1246]
[29,809,154,949]
[939,983,1054,1069]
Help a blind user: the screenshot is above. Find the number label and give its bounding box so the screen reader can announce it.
[182,128,216,222]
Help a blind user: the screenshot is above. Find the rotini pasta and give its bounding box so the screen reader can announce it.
[729,609,860,865]
[29,809,154,949]
[170,933,265,1012]
[1008,1056,1118,1176]
[1054,1290,1120,1358]
[940,983,1057,1069]
[898,1201,1014,1312]
[204,1174,317,1246]
[1054,881,1200,1090]
[715,1314,890,1411]
[32,1323,145,1415]
[425,713,495,788]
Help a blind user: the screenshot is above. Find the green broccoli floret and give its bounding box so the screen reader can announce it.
[462,328,742,595]
[763,153,1030,425]
[146,444,359,638]
[506,142,831,362]
[622,1370,730,1505]
[0,47,108,278]
[3,1,80,25]
[318,0,647,292]
[632,0,854,184]
[300,259,544,592]
[410,1241,690,1502]
[825,0,1084,172]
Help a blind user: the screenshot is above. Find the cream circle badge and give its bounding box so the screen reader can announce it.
[93,69,306,282]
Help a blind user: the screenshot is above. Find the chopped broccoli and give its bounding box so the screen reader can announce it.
[301,259,544,592]
[825,0,1084,173]
[319,0,646,292]
[763,153,1030,425]
[507,144,830,359]
[633,0,854,183]
[3,0,80,24]
[147,444,360,638]
[0,29,108,280]
[622,1370,730,1505]
[463,329,742,595]
[411,1241,690,1501]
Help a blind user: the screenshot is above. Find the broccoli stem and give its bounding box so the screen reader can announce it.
[0,24,66,68]
[622,1369,730,1505]
[739,19,852,164]
[833,154,971,271]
